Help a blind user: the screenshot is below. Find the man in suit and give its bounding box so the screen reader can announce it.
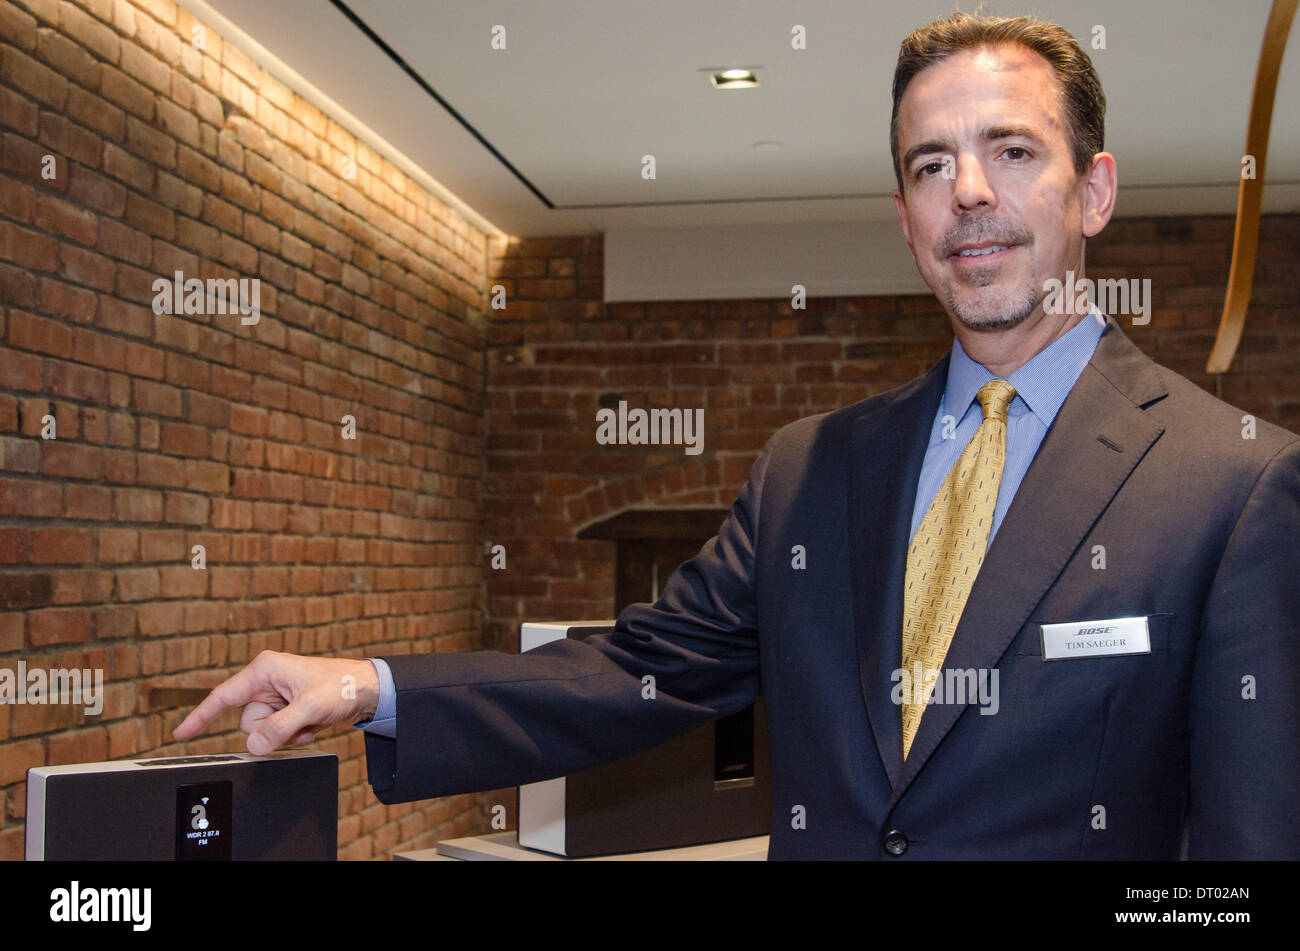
[174,12,1300,858]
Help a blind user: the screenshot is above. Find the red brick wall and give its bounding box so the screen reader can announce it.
[0,0,491,859]
[483,216,1300,655]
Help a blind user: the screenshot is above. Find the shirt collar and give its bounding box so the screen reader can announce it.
[943,305,1108,427]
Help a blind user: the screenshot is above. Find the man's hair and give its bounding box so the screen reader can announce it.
[890,11,1105,193]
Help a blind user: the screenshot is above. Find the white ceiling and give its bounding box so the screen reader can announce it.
[182,0,1298,238]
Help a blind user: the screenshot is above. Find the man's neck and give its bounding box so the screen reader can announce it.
[954,309,1088,378]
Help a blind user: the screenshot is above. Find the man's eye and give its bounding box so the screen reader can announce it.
[916,162,942,178]
[1004,147,1029,160]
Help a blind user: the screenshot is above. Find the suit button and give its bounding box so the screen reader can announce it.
[883,830,908,856]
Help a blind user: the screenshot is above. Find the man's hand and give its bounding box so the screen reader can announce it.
[172,651,380,755]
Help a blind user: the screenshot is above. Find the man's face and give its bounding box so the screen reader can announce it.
[891,44,1088,332]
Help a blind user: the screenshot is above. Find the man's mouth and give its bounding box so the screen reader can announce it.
[952,242,1016,259]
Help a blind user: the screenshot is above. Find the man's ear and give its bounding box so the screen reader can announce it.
[892,188,915,254]
[1081,152,1117,238]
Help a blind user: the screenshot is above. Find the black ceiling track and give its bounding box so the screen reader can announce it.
[329,0,555,209]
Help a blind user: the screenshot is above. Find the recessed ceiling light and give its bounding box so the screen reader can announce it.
[709,68,759,89]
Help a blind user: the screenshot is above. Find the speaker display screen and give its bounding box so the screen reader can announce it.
[175,781,232,861]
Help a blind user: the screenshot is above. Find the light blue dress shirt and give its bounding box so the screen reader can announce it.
[909,307,1107,545]
[355,308,1109,737]
[355,657,396,737]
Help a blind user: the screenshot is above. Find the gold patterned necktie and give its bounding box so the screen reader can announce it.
[900,379,1017,760]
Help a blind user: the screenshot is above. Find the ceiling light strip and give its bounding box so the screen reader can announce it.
[175,0,507,236]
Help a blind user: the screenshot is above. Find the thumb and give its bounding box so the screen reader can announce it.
[248,694,321,754]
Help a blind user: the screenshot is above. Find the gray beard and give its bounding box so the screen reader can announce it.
[944,278,1040,331]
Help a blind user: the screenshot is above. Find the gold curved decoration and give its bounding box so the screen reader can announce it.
[1207,0,1297,373]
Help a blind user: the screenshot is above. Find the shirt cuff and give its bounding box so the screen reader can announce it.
[353,657,396,738]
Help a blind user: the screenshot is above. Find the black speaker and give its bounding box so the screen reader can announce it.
[26,751,337,860]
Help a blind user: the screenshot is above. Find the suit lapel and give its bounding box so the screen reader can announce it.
[847,358,947,792]
[890,319,1169,801]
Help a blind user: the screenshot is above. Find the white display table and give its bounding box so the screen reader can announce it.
[394,831,769,861]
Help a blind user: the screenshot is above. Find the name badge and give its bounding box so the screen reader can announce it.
[1040,616,1151,661]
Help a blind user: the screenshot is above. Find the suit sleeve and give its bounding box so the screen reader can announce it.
[1187,438,1300,858]
[363,437,775,804]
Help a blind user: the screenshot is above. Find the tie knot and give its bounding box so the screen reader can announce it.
[977,379,1016,422]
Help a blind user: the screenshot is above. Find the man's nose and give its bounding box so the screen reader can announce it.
[951,155,996,212]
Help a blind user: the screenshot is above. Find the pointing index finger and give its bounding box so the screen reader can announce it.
[172,658,276,741]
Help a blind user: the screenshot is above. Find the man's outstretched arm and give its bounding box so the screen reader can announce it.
[174,437,775,804]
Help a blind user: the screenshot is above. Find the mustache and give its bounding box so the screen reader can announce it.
[939,218,1033,258]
